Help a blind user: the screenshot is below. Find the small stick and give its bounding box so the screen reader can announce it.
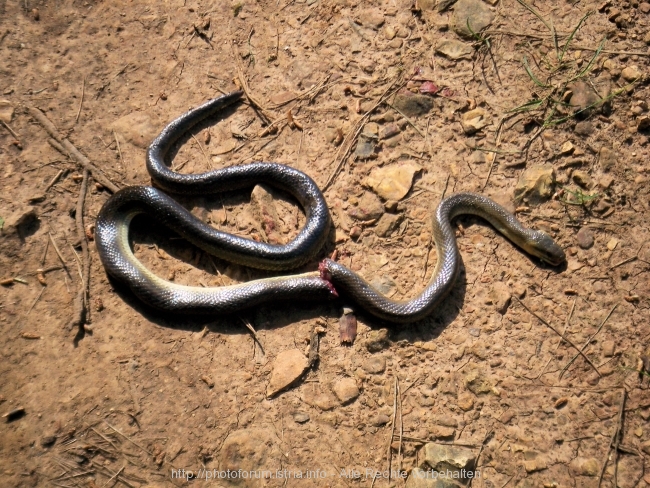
[191,134,212,169]
[101,465,124,488]
[536,296,577,379]
[48,232,71,279]
[27,106,119,193]
[482,115,508,190]
[113,131,125,174]
[468,430,494,488]
[389,103,425,137]
[75,76,86,124]
[103,421,152,455]
[47,138,67,154]
[26,287,46,315]
[40,236,50,266]
[69,170,91,332]
[559,303,618,379]
[397,378,403,473]
[513,296,601,377]
[323,75,404,190]
[0,119,20,140]
[598,389,626,487]
[239,316,264,355]
[387,376,398,475]
[45,169,64,191]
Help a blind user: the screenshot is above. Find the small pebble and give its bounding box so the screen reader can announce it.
[293,411,310,423]
[602,340,616,357]
[576,227,594,249]
[621,65,642,82]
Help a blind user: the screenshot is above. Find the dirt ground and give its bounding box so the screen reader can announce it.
[2,0,650,486]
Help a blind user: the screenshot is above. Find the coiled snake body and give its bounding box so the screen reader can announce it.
[96,91,566,323]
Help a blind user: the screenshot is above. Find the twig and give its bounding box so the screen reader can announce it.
[48,232,72,279]
[75,76,86,124]
[113,131,125,174]
[41,237,50,266]
[397,378,403,473]
[26,287,46,315]
[559,303,618,379]
[45,169,65,191]
[323,74,405,190]
[536,297,576,379]
[69,170,91,332]
[27,106,119,193]
[232,41,274,125]
[388,103,425,137]
[469,430,494,488]
[191,134,212,169]
[513,296,601,377]
[387,376,398,475]
[103,421,152,455]
[482,115,510,190]
[0,119,20,140]
[90,427,119,450]
[598,389,626,487]
[239,316,264,355]
[101,465,124,488]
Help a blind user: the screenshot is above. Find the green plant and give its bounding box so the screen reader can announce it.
[560,187,599,207]
[0,216,4,231]
[507,1,633,130]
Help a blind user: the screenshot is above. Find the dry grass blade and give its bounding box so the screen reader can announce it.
[513,296,601,377]
[559,303,618,379]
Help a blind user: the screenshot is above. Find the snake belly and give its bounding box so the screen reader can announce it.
[95,91,566,322]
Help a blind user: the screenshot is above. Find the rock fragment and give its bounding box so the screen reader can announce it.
[393,92,434,117]
[365,329,389,352]
[375,213,403,237]
[460,107,489,135]
[569,81,601,118]
[621,65,642,82]
[0,99,15,124]
[365,162,422,201]
[421,444,477,480]
[436,39,473,60]
[332,378,360,404]
[355,135,377,159]
[490,282,511,314]
[576,227,594,249]
[266,349,309,397]
[451,0,494,38]
[569,457,600,477]
[293,412,310,423]
[362,356,386,374]
[599,146,617,171]
[513,165,555,204]
[348,192,384,221]
[250,184,282,243]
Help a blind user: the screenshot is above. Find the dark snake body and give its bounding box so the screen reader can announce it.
[95,91,566,323]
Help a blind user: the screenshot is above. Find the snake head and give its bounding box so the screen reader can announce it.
[526,231,566,266]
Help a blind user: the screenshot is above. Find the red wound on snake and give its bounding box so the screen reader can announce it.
[318,261,338,297]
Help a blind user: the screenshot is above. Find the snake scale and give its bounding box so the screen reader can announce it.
[95,91,566,323]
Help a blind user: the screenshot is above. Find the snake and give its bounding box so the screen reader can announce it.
[95,91,566,323]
